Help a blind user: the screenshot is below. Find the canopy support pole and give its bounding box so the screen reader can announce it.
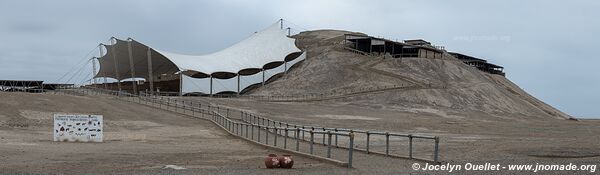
[179,73,182,96]
[237,75,240,95]
[91,57,97,85]
[284,61,288,74]
[391,44,395,57]
[99,44,108,90]
[127,40,137,95]
[209,76,213,97]
[383,42,386,59]
[146,47,154,94]
[262,69,265,86]
[110,38,122,93]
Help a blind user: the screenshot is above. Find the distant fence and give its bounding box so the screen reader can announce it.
[239,84,417,102]
[236,83,448,102]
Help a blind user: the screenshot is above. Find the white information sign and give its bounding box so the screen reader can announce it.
[53,114,103,142]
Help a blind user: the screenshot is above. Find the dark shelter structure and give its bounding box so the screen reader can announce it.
[43,83,75,90]
[449,52,505,76]
[0,80,44,92]
[343,33,505,76]
[343,34,444,59]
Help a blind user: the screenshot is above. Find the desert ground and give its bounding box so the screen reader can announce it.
[195,96,600,167]
[1,92,598,174]
[0,92,348,174]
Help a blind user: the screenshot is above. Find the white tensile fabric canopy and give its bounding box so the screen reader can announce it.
[94,21,306,95]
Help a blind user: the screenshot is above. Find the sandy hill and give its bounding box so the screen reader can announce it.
[250,30,572,120]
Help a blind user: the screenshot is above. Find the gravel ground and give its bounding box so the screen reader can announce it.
[181,96,600,174]
[0,92,349,174]
[2,91,599,174]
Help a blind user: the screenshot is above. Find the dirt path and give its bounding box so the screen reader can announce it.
[0,92,345,174]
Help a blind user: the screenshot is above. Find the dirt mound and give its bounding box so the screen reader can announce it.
[250,30,571,120]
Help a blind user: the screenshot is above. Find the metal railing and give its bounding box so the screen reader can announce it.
[240,111,440,163]
[241,84,418,102]
[143,89,441,163]
[56,87,357,167]
[238,82,450,102]
[54,87,441,166]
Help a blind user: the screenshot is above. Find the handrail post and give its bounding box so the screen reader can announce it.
[409,134,413,159]
[174,99,178,112]
[265,127,269,145]
[227,120,231,132]
[385,132,390,156]
[234,122,237,135]
[274,127,278,146]
[257,125,261,142]
[284,128,288,149]
[200,104,204,118]
[327,131,332,158]
[322,128,326,145]
[366,131,371,154]
[181,100,185,114]
[191,101,195,116]
[279,122,283,135]
[309,130,314,154]
[251,124,255,140]
[348,132,354,168]
[334,128,339,147]
[434,136,439,164]
[295,128,300,151]
[301,126,305,140]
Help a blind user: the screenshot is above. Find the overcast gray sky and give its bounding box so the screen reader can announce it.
[1,0,598,118]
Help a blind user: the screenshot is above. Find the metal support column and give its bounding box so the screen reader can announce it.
[146,47,154,93]
[91,57,97,85]
[127,39,137,94]
[237,75,240,95]
[179,73,182,96]
[110,38,122,92]
[99,44,108,90]
[279,18,283,29]
[369,40,373,54]
[209,76,213,97]
[261,69,265,86]
[383,42,386,59]
[391,44,395,57]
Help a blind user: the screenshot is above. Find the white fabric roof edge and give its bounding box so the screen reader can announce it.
[181,51,307,95]
[95,20,303,80]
